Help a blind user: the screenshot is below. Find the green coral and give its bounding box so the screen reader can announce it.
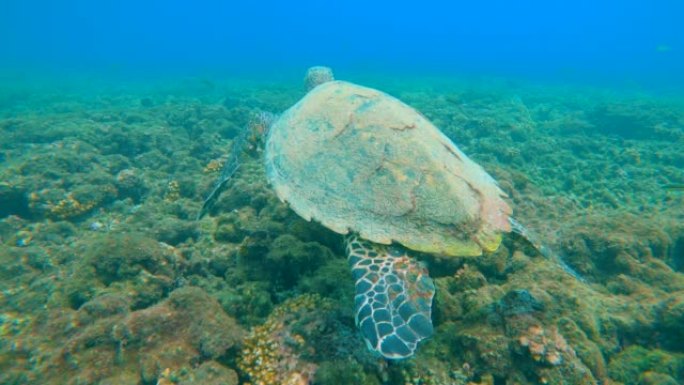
[315,360,380,385]
[63,232,181,309]
[608,346,684,385]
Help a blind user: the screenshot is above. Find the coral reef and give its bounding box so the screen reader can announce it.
[2,284,243,385]
[0,74,682,385]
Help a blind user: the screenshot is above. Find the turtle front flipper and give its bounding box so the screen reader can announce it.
[198,111,276,220]
[345,235,435,359]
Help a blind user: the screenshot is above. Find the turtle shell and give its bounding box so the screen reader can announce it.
[264,81,511,257]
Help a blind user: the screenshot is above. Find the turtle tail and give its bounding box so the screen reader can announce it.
[508,218,585,282]
[345,234,435,359]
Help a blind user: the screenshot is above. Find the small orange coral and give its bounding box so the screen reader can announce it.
[203,159,224,173]
[164,180,180,202]
[49,193,98,219]
[238,294,324,385]
[518,325,575,366]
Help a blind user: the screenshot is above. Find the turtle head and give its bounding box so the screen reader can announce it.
[304,66,334,91]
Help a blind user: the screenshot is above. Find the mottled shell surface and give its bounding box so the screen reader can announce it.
[264,81,512,257]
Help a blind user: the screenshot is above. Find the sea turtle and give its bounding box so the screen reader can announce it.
[202,67,576,359]
[264,68,514,360]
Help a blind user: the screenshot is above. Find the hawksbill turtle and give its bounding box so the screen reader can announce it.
[201,67,579,360]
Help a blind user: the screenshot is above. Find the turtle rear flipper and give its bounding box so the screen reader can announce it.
[346,235,435,359]
[508,218,585,282]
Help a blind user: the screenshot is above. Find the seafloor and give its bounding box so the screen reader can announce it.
[0,74,683,385]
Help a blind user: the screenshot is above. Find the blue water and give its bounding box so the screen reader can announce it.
[1,0,683,90]
[2,2,684,384]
